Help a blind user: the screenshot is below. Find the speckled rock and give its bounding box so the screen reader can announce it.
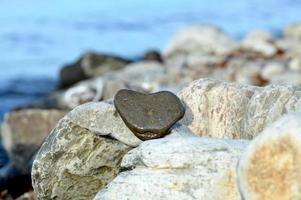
[94,134,248,200]
[163,24,237,58]
[1,109,66,173]
[237,111,301,200]
[31,102,135,200]
[32,118,131,200]
[178,78,301,139]
[114,89,185,140]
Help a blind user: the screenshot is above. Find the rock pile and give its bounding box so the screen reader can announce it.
[3,22,301,199]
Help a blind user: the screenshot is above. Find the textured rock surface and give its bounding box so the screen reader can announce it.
[68,101,142,147]
[237,111,301,200]
[32,117,131,200]
[114,89,185,140]
[94,134,248,200]
[179,78,301,139]
[1,109,66,173]
[163,24,237,57]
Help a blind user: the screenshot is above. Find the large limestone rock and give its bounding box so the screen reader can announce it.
[1,109,66,173]
[163,24,237,57]
[179,78,301,139]
[31,101,139,200]
[94,133,248,200]
[237,111,301,200]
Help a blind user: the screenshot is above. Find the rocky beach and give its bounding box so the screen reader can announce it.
[1,22,301,199]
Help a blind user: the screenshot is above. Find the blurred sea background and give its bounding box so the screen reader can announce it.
[1,0,301,120]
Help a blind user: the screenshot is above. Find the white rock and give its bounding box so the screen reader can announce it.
[178,78,301,139]
[261,61,286,81]
[241,30,277,57]
[237,111,301,200]
[62,78,105,109]
[289,57,301,71]
[94,135,248,200]
[163,24,237,57]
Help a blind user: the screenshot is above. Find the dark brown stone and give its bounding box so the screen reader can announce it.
[59,52,132,88]
[143,50,163,62]
[114,89,185,140]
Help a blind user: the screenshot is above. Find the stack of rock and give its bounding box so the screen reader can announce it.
[31,78,301,200]
[2,22,301,199]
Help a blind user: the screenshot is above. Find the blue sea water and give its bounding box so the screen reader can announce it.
[1,0,301,120]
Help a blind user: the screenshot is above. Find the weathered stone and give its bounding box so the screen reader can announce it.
[237,111,301,200]
[1,109,66,173]
[114,89,185,140]
[94,134,248,200]
[163,24,237,58]
[31,117,131,200]
[178,78,301,139]
[67,101,142,147]
[59,51,131,88]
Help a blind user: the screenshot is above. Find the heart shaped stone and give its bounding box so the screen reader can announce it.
[114,89,185,140]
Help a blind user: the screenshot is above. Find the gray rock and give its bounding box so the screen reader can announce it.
[1,109,66,173]
[67,101,142,147]
[114,89,185,140]
[31,117,131,200]
[237,111,301,200]
[94,134,248,200]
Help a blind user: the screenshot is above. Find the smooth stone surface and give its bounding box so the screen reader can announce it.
[114,89,185,140]
[94,134,248,200]
[237,111,301,200]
